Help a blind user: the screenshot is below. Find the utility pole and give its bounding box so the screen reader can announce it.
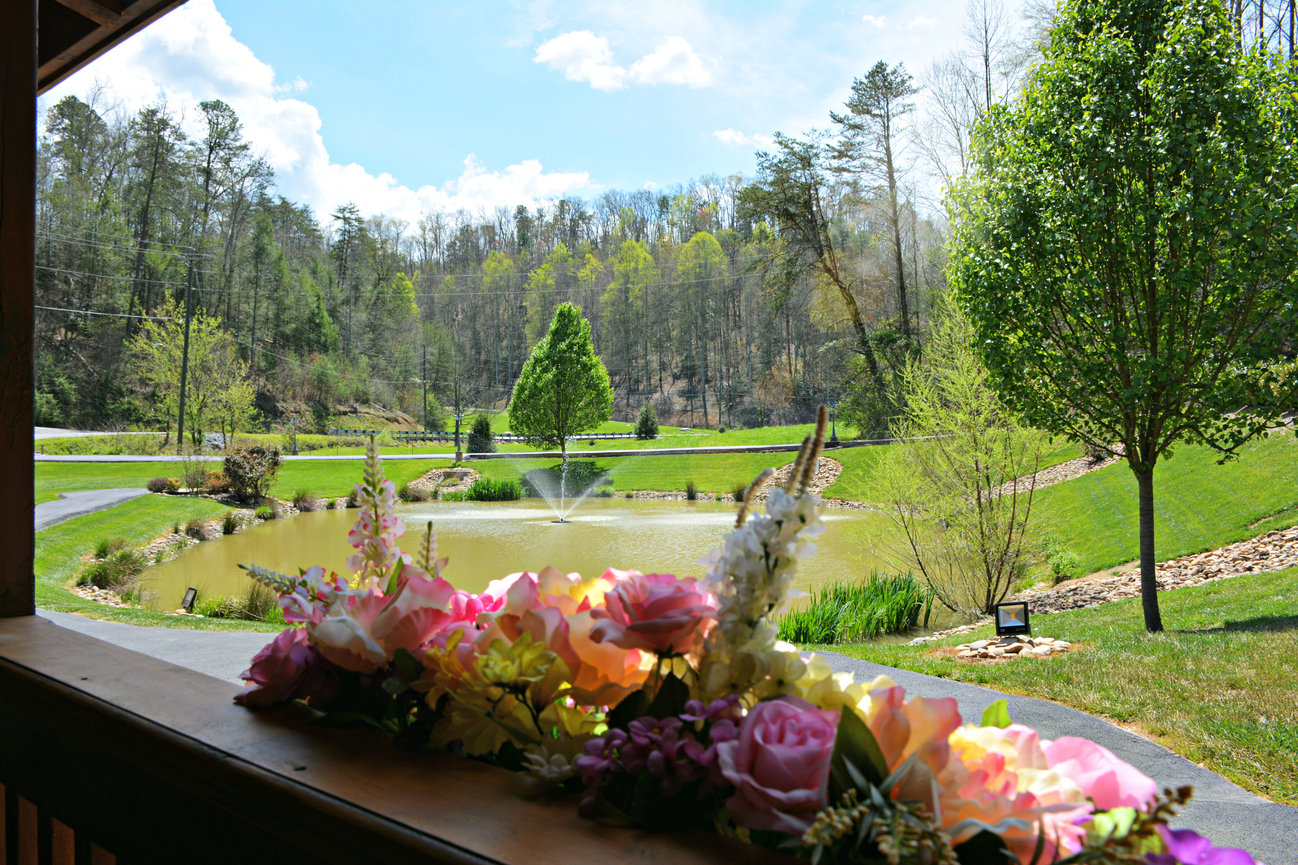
[176,255,194,456]
[422,345,428,431]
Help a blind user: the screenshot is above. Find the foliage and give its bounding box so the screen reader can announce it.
[126,297,259,444]
[777,573,934,644]
[1039,535,1081,584]
[223,446,283,503]
[194,582,282,623]
[93,537,128,560]
[634,403,659,440]
[254,505,275,521]
[147,477,178,494]
[877,308,1045,616]
[508,303,613,465]
[466,412,496,454]
[464,478,523,501]
[221,511,241,535]
[949,0,1298,630]
[78,548,148,590]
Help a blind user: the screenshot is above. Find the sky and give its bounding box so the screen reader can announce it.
[42,0,1025,226]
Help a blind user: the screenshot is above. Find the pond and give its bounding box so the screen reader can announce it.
[138,498,961,629]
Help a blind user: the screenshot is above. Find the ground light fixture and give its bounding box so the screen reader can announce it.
[993,601,1031,637]
[181,587,198,613]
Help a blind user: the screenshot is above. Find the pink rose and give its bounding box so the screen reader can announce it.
[715,696,839,834]
[370,570,458,654]
[1043,737,1158,810]
[235,628,319,707]
[589,572,717,656]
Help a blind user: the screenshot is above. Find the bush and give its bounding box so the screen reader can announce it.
[777,573,935,645]
[635,403,659,440]
[221,511,241,535]
[180,454,211,490]
[94,537,128,560]
[464,478,522,501]
[203,470,230,494]
[223,446,282,502]
[732,481,749,503]
[1041,535,1081,584]
[185,518,208,539]
[685,481,697,501]
[254,505,275,521]
[292,489,322,511]
[147,477,180,494]
[78,549,148,590]
[399,481,431,502]
[467,413,496,454]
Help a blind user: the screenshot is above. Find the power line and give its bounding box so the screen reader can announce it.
[36,229,211,257]
[35,264,217,287]
[36,304,175,322]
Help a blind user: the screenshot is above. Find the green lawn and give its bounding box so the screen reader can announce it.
[471,452,796,494]
[34,494,279,631]
[1032,432,1298,574]
[831,565,1298,805]
[35,461,204,504]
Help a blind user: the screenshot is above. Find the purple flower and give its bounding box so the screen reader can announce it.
[1147,827,1259,865]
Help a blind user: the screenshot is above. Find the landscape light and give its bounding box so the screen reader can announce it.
[181,587,197,613]
[993,601,1031,637]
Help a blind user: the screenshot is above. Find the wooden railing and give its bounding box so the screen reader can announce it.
[0,615,789,865]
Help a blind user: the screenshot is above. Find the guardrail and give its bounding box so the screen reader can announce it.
[327,430,653,444]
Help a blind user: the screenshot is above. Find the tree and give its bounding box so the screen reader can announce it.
[127,297,258,445]
[950,0,1298,631]
[508,303,613,468]
[467,413,496,454]
[635,403,659,440]
[831,61,920,340]
[876,307,1045,617]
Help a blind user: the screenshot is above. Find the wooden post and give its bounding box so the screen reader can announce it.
[0,0,36,618]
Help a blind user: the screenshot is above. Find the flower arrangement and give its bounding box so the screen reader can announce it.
[236,412,1261,865]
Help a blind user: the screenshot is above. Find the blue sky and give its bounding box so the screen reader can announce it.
[43,0,1024,224]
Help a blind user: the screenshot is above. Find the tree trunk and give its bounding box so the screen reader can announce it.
[1134,464,1164,632]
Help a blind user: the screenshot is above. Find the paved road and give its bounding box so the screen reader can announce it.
[35,488,150,530]
[32,609,1297,864]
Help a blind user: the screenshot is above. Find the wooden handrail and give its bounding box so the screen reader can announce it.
[0,616,790,865]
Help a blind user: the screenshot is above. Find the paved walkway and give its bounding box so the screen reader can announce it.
[35,488,150,530]
[34,611,1297,864]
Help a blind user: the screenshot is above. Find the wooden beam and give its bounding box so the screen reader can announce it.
[38,0,187,94]
[0,0,36,620]
[50,0,122,26]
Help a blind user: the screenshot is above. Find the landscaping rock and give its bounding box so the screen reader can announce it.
[951,635,1074,662]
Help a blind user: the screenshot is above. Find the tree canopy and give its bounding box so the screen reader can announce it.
[950,0,1298,631]
[507,303,614,465]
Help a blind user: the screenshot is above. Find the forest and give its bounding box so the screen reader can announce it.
[33,0,1295,441]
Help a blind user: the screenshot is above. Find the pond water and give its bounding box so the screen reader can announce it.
[138,498,959,629]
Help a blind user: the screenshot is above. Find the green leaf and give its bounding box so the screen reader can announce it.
[645,672,691,719]
[981,699,1013,728]
[828,707,889,801]
[391,647,424,683]
[607,687,651,731]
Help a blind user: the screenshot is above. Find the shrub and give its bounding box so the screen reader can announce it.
[78,549,148,590]
[346,490,360,508]
[180,454,211,490]
[685,481,697,501]
[147,477,179,494]
[467,413,496,454]
[635,403,659,440]
[732,482,749,503]
[94,537,128,560]
[223,446,283,502]
[1040,535,1081,584]
[254,505,274,521]
[440,490,468,502]
[221,511,241,535]
[185,518,208,539]
[464,478,522,501]
[292,489,321,511]
[203,470,230,494]
[399,482,431,502]
[777,573,935,645]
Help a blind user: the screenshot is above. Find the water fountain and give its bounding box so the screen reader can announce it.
[524,459,611,522]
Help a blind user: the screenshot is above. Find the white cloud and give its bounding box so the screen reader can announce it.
[628,37,711,87]
[861,14,888,28]
[712,128,773,149]
[533,30,626,91]
[534,29,710,90]
[42,0,591,224]
[908,15,939,29]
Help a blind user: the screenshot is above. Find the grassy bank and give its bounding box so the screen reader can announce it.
[35,494,279,631]
[471,451,796,495]
[832,566,1298,805]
